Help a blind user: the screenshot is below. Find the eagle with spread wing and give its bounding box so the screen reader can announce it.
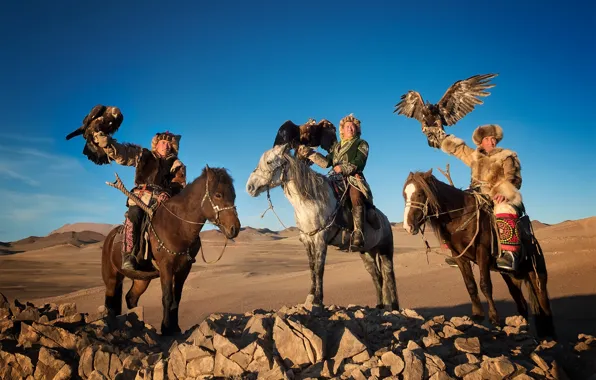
[65,104,124,165]
[394,73,498,129]
[273,118,337,153]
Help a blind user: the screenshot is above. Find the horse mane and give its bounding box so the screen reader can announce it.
[283,153,329,202]
[172,166,235,206]
[407,171,471,232]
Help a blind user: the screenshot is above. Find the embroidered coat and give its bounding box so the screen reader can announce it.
[306,137,373,201]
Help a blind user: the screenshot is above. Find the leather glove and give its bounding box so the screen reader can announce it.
[422,125,447,149]
[296,144,313,158]
[93,131,110,148]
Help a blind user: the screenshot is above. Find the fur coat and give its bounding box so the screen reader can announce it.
[440,135,523,207]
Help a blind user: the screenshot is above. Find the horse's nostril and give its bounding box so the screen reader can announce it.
[247,184,254,192]
[229,226,236,236]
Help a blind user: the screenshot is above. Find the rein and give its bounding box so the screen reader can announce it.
[147,172,237,265]
[256,157,349,238]
[407,191,485,261]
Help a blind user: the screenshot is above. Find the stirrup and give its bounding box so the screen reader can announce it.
[445,257,458,268]
[496,251,518,272]
[350,230,364,250]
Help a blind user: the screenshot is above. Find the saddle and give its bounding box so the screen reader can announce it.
[330,176,381,231]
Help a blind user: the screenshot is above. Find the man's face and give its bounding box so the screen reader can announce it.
[156,140,172,156]
[481,136,497,152]
[342,122,357,140]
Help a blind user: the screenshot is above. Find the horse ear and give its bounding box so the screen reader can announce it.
[424,168,433,177]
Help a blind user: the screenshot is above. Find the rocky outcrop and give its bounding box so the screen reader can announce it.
[1,293,595,379]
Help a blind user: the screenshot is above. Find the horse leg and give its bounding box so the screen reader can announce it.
[456,259,484,321]
[125,279,151,310]
[379,248,399,310]
[500,274,528,320]
[103,270,123,317]
[312,234,328,307]
[526,262,556,338]
[170,263,192,334]
[477,247,500,326]
[301,236,317,306]
[159,263,176,335]
[359,252,383,308]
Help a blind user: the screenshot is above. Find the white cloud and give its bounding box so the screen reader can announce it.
[0,166,40,186]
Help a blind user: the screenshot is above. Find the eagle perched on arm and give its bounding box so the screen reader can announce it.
[273,118,337,153]
[65,104,124,165]
[394,73,498,129]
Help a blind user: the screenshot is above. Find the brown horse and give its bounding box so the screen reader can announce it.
[402,170,555,338]
[102,166,240,335]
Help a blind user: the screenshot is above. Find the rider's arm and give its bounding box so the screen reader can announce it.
[170,159,187,195]
[93,132,143,166]
[298,145,332,168]
[440,135,474,167]
[502,154,522,190]
[339,140,368,176]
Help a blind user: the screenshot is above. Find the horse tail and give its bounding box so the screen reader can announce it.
[524,239,556,339]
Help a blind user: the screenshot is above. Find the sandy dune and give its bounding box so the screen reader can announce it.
[0,217,594,345]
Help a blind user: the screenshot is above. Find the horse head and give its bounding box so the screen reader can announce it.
[402,169,436,235]
[201,165,240,239]
[246,144,290,197]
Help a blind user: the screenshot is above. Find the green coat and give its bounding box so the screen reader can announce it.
[309,137,373,201]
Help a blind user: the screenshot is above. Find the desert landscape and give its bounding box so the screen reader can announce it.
[1,217,595,378]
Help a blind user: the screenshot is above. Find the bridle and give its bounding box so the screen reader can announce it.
[200,173,237,226]
[405,198,430,231]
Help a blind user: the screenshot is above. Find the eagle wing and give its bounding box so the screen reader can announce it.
[394,90,427,123]
[273,120,300,148]
[316,119,337,153]
[437,73,497,126]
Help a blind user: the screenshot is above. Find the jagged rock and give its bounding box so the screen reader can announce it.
[187,355,215,377]
[402,349,424,380]
[78,346,97,378]
[243,314,272,341]
[380,351,404,375]
[0,351,35,379]
[449,316,473,329]
[480,356,516,378]
[214,352,244,377]
[333,326,368,373]
[425,353,446,377]
[505,315,528,327]
[14,305,41,322]
[0,306,11,320]
[530,351,550,372]
[442,325,463,338]
[88,370,109,379]
[273,316,311,368]
[430,370,455,380]
[455,363,479,377]
[153,359,166,380]
[58,303,77,317]
[34,346,73,380]
[454,337,481,354]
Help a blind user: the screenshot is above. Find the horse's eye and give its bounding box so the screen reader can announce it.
[266,160,272,165]
[215,193,222,199]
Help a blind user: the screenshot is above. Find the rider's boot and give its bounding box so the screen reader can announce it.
[495,212,522,272]
[350,205,365,250]
[122,216,139,271]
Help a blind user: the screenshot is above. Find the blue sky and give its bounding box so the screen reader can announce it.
[1,0,594,241]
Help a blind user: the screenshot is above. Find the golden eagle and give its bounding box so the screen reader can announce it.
[394,73,498,128]
[65,104,124,165]
[273,118,337,153]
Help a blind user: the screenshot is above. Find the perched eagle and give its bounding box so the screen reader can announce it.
[65,104,124,165]
[273,118,337,153]
[394,73,498,129]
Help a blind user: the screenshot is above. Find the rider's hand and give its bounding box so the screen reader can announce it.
[93,131,110,148]
[296,145,312,158]
[493,194,506,204]
[333,165,342,174]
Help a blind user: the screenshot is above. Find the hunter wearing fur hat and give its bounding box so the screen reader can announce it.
[297,113,374,250]
[93,130,186,270]
[424,124,524,271]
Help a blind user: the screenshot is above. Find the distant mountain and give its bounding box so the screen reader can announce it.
[50,223,119,236]
[1,231,105,255]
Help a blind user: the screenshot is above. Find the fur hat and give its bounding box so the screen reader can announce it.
[472,124,503,146]
[151,131,181,154]
[339,113,361,140]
